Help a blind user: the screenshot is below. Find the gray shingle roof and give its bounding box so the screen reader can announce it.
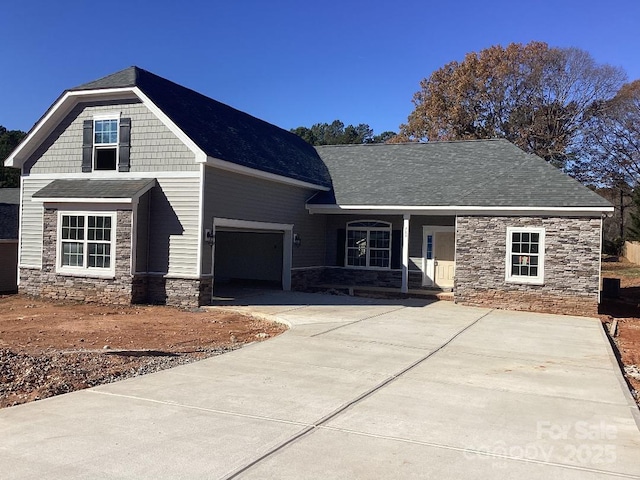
[73,67,331,188]
[33,179,155,199]
[0,189,19,239]
[0,188,20,205]
[311,139,612,209]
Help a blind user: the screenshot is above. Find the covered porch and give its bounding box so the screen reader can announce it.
[294,211,457,296]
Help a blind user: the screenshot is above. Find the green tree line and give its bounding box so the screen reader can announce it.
[0,126,25,188]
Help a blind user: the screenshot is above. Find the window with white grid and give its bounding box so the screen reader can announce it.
[505,227,545,284]
[58,212,115,276]
[345,221,391,269]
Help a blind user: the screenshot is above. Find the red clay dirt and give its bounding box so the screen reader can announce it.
[599,259,640,405]
[2,261,639,410]
[0,295,286,408]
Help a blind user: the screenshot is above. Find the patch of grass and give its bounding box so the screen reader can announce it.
[602,263,640,278]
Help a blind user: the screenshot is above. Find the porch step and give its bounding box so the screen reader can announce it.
[310,284,454,301]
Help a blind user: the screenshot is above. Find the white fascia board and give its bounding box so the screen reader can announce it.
[33,201,133,211]
[206,156,330,191]
[132,87,207,163]
[34,197,134,204]
[5,88,138,168]
[26,171,199,179]
[306,204,615,216]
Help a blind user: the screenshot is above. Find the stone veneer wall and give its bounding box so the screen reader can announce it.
[19,208,213,308]
[454,216,601,316]
[291,267,426,291]
[145,275,213,308]
[20,208,134,304]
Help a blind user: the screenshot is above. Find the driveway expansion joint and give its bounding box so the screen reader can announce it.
[309,305,409,337]
[316,425,640,479]
[87,390,310,427]
[220,309,492,480]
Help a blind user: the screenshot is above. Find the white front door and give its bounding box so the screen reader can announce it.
[422,226,455,288]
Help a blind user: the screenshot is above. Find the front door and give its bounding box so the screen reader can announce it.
[423,227,455,288]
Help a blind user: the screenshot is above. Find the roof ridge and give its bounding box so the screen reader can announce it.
[314,138,507,149]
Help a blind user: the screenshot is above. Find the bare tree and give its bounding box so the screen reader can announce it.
[395,42,626,169]
[579,80,640,187]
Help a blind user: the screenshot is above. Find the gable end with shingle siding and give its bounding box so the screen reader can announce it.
[24,101,196,175]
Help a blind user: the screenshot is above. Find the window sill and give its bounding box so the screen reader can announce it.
[55,268,116,280]
[505,277,544,286]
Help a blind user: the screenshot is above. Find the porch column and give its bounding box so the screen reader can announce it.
[401,214,410,293]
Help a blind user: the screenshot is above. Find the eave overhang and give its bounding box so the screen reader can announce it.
[206,156,331,192]
[305,204,615,217]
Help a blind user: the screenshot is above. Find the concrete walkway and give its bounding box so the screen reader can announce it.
[1,291,639,479]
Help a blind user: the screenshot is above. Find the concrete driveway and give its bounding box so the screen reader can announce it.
[1,291,639,479]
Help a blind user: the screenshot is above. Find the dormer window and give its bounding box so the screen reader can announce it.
[94,118,119,170]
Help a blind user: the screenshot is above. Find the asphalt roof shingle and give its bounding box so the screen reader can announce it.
[73,67,331,188]
[67,68,609,210]
[312,139,612,208]
[0,188,20,205]
[33,179,155,199]
[0,188,19,239]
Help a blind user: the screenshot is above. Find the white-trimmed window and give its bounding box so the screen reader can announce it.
[58,212,116,276]
[94,117,119,170]
[505,227,545,284]
[346,220,392,268]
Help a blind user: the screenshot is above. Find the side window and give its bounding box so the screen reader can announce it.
[345,221,392,269]
[94,119,118,170]
[505,227,545,284]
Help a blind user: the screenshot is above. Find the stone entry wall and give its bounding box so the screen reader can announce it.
[454,216,602,316]
[144,275,213,308]
[291,267,426,291]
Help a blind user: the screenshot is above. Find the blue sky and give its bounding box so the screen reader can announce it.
[1,0,639,136]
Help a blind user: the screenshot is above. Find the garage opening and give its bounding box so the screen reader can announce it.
[214,230,284,288]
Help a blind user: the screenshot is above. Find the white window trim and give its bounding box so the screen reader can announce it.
[345,220,392,270]
[93,113,120,171]
[505,227,545,285]
[56,211,117,278]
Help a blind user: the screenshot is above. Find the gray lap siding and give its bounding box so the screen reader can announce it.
[201,166,327,274]
[454,216,602,316]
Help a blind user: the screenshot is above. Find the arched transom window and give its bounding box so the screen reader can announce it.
[345,220,392,268]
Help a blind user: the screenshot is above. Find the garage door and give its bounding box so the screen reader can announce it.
[214,230,283,287]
